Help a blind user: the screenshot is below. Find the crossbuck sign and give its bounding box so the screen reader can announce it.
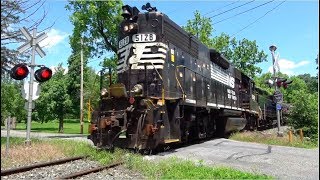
[17,27,47,57]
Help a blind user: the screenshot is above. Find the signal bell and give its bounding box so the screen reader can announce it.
[34,67,52,82]
[10,64,29,80]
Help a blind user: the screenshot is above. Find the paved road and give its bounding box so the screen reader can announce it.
[147,138,319,180]
[2,129,319,179]
[1,129,93,145]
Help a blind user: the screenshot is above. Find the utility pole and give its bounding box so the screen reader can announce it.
[80,38,84,134]
[269,45,282,137]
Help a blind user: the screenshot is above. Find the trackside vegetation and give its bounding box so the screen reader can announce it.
[1,137,272,179]
[230,131,318,149]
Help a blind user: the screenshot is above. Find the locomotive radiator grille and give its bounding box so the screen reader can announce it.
[117,42,168,73]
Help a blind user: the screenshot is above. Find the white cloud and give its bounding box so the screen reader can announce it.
[50,65,68,75]
[268,59,310,75]
[39,29,69,49]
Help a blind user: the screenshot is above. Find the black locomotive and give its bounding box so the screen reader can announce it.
[88,3,279,151]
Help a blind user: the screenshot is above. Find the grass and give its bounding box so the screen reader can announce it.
[126,155,272,179]
[230,130,318,149]
[1,137,66,168]
[1,137,272,179]
[14,119,90,134]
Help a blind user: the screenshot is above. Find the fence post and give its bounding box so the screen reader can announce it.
[288,130,292,143]
[6,116,11,157]
[299,129,303,141]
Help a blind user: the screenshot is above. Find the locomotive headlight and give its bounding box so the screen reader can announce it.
[129,24,134,30]
[101,88,108,97]
[131,84,143,96]
[123,25,129,32]
[122,23,138,33]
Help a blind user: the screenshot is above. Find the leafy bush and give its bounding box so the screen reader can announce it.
[288,91,318,141]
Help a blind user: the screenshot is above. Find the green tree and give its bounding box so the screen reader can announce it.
[65,53,87,118]
[65,1,123,117]
[1,76,26,125]
[183,11,267,78]
[282,76,308,103]
[288,90,318,141]
[225,38,267,78]
[83,67,100,116]
[35,65,72,133]
[66,0,123,56]
[297,74,318,94]
[183,10,214,47]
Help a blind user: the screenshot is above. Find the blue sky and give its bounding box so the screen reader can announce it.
[18,0,319,76]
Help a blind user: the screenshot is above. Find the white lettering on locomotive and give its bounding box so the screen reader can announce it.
[117,42,168,73]
[210,64,235,88]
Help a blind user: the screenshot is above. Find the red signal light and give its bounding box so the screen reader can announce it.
[282,80,292,89]
[10,64,29,80]
[35,67,52,82]
[129,97,135,104]
[276,81,282,87]
[41,69,51,78]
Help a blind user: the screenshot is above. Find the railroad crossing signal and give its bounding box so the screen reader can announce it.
[16,27,49,146]
[17,27,47,57]
[274,90,283,103]
[10,64,29,80]
[34,67,52,82]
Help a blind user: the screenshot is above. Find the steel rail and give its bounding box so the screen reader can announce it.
[58,161,124,179]
[1,156,86,176]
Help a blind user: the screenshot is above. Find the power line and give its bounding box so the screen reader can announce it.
[87,58,100,64]
[230,1,286,38]
[208,0,255,19]
[203,0,241,16]
[178,1,254,27]
[178,1,251,27]
[213,0,275,25]
[164,1,194,15]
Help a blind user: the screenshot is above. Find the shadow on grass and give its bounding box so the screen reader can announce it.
[30,127,59,133]
[46,135,88,138]
[61,119,81,124]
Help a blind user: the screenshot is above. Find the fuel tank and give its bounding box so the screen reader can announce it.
[225,117,247,133]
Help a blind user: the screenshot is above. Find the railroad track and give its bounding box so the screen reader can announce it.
[58,161,123,179]
[1,156,123,179]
